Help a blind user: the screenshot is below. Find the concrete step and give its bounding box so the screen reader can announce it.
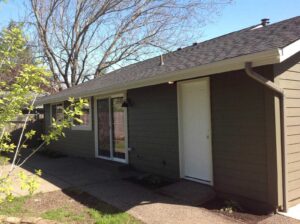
[156,179,216,206]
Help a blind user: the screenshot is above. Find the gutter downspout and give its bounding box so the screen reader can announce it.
[245,62,288,212]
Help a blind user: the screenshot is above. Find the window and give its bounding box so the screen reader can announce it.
[72,98,92,131]
[51,103,64,124]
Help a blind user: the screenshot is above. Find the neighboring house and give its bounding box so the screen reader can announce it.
[37,16,300,213]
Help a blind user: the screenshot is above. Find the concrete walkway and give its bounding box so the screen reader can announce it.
[82,178,238,224]
[7,155,299,224]
[15,155,300,224]
[9,154,239,224]
[9,154,298,224]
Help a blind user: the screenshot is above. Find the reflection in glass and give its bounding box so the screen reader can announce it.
[97,99,110,157]
[52,103,64,123]
[111,97,125,159]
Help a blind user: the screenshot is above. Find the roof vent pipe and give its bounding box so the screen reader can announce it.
[261,18,270,26]
[160,55,164,66]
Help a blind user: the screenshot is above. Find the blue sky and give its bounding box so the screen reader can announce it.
[200,0,300,41]
[0,0,299,42]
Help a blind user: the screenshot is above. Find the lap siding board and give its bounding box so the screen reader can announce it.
[275,52,300,208]
[210,66,278,209]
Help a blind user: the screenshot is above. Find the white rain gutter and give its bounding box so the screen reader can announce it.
[245,62,288,212]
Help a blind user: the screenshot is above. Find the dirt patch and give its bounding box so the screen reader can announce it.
[25,190,88,216]
[0,189,141,224]
[202,197,273,224]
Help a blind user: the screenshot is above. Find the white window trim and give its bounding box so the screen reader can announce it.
[50,102,64,125]
[71,97,92,131]
[94,92,128,164]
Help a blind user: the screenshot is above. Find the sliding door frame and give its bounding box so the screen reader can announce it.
[94,92,128,164]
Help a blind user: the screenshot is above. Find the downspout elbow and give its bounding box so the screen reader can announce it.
[245,62,284,95]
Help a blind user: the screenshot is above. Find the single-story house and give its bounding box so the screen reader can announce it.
[37,16,300,213]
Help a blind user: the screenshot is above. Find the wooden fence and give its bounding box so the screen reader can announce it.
[7,114,44,147]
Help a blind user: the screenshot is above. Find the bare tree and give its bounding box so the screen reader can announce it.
[29,0,231,88]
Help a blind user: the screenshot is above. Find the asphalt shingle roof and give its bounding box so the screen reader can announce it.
[38,16,300,104]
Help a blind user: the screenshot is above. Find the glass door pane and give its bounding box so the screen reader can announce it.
[97,99,111,158]
[111,97,126,159]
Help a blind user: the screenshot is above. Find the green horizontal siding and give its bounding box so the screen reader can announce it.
[210,67,275,206]
[44,99,95,158]
[127,84,179,178]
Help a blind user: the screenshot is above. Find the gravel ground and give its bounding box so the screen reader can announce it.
[258,214,300,224]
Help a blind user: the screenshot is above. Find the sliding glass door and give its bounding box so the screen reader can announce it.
[96,96,127,162]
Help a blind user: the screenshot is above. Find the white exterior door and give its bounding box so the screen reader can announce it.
[178,78,213,185]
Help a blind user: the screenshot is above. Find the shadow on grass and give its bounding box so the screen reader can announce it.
[62,188,121,215]
[0,188,140,223]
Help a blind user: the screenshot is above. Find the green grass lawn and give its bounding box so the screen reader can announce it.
[0,190,141,224]
[41,208,86,223]
[0,196,29,217]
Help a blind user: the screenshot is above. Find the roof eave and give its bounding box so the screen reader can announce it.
[36,48,281,105]
[278,38,300,63]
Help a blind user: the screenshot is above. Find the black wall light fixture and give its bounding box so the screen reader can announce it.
[122,99,131,107]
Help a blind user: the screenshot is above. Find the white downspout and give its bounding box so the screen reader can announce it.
[245,62,288,212]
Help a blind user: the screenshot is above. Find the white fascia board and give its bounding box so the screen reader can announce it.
[37,48,280,105]
[278,38,300,62]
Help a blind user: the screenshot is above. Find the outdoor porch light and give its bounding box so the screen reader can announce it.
[168,81,174,84]
[121,99,131,107]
